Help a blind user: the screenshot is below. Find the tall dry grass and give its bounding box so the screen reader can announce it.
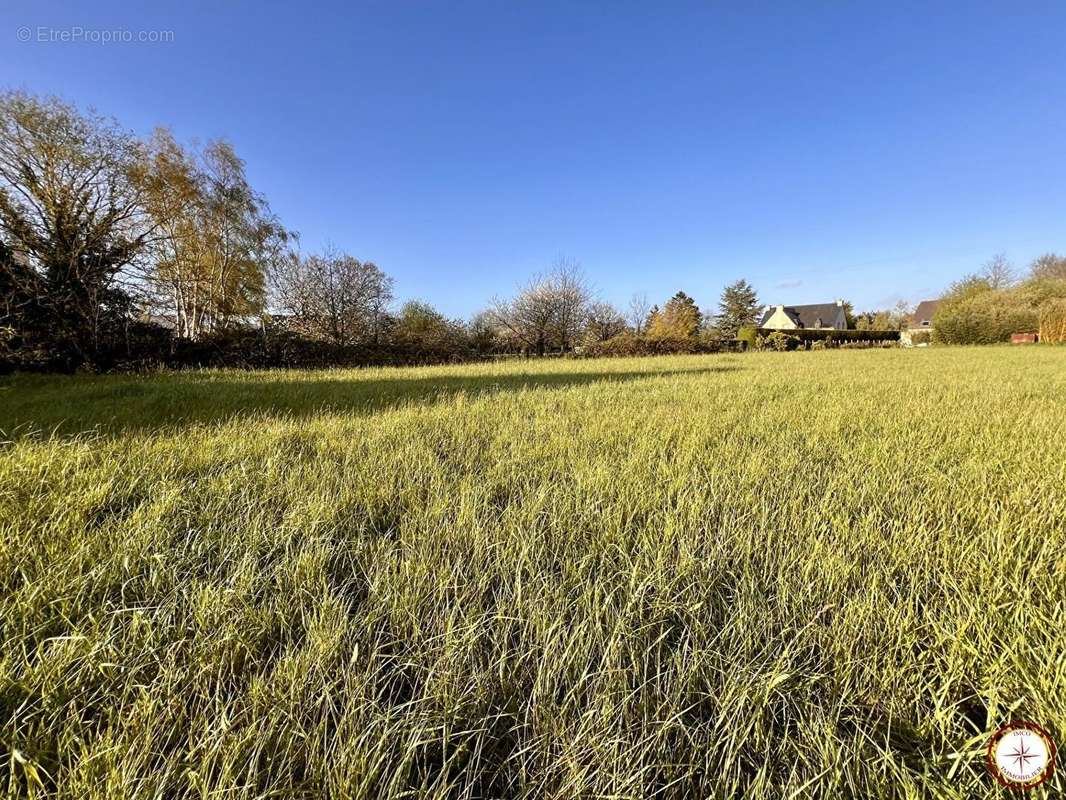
[1,348,1064,798]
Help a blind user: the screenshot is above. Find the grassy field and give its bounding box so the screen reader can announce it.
[1,348,1064,799]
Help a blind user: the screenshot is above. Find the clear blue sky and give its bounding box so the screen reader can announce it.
[4,1,1065,316]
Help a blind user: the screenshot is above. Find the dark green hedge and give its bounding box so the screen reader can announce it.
[736,327,759,348]
[755,328,900,343]
[2,323,495,374]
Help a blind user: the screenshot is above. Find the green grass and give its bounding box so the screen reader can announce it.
[1,348,1064,799]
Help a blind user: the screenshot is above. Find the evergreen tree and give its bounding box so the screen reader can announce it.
[716,280,760,339]
[647,292,701,338]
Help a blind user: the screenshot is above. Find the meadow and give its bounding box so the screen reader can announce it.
[1,348,1064,799]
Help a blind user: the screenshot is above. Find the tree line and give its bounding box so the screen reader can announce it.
[0,91,772,372]
[3,90,1062,372]
[0,92,452,370]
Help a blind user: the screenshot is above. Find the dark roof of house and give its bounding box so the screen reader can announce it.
[910,300,941,325]
[758,302,845,329]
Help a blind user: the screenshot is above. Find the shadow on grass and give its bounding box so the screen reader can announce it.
[1,362,740,439]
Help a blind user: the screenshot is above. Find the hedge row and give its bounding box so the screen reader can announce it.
[581,332,720,358]
[1,323,492,374]
[770,328,898,342]
[736,327,899,347]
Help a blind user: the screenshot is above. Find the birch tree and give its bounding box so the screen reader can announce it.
[140,134,289,339]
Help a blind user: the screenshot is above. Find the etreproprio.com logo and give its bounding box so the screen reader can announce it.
[17,26,175,44]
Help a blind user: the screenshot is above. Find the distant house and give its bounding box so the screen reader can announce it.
[901,299,940,345]
[758,300,848,331]
[907,300,940,331]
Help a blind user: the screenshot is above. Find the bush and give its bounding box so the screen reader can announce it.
[582,332,719,358]
[762,332,798,351]
[390,301,476,364]
[736,326,758,350]
[0,315,178,374]
[0,324,51,374]
[1,314,495,374]
[933,279,1066,345]
[934,291,1038,345]
[838,340,897,349]
[164,325,487,371]
[1039,298,1066,344]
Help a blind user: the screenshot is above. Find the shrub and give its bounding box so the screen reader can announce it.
[736,326,758,350]
[1039,298,1066,344]
[0,324,48,374]
[1,314,496,374]
[934,290,1038,345]
[168,325,487,370]
[933,278,1066,345]
[839,340,897,349]
[582,332,718,358]
[764,331,797,351]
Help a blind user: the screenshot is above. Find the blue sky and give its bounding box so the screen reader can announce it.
[3,1,1065,316]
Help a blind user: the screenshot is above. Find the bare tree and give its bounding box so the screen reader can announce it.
[489,276,558,357]
[489,258,592,355]
[547,257,592,351]
[1030,252,1066,282]
[273,245,393,346]
[585,301,627,342]
[467,309,506,354]
[626,291,651,335]
[980,253,1016,289]
[892,299,913,329]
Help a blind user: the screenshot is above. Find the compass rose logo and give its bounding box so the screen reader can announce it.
[987,721,1056,790]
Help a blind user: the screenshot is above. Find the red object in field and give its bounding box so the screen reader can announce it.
[1010,333,1039,344]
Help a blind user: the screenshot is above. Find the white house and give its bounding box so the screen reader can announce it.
[757,300,848,330]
